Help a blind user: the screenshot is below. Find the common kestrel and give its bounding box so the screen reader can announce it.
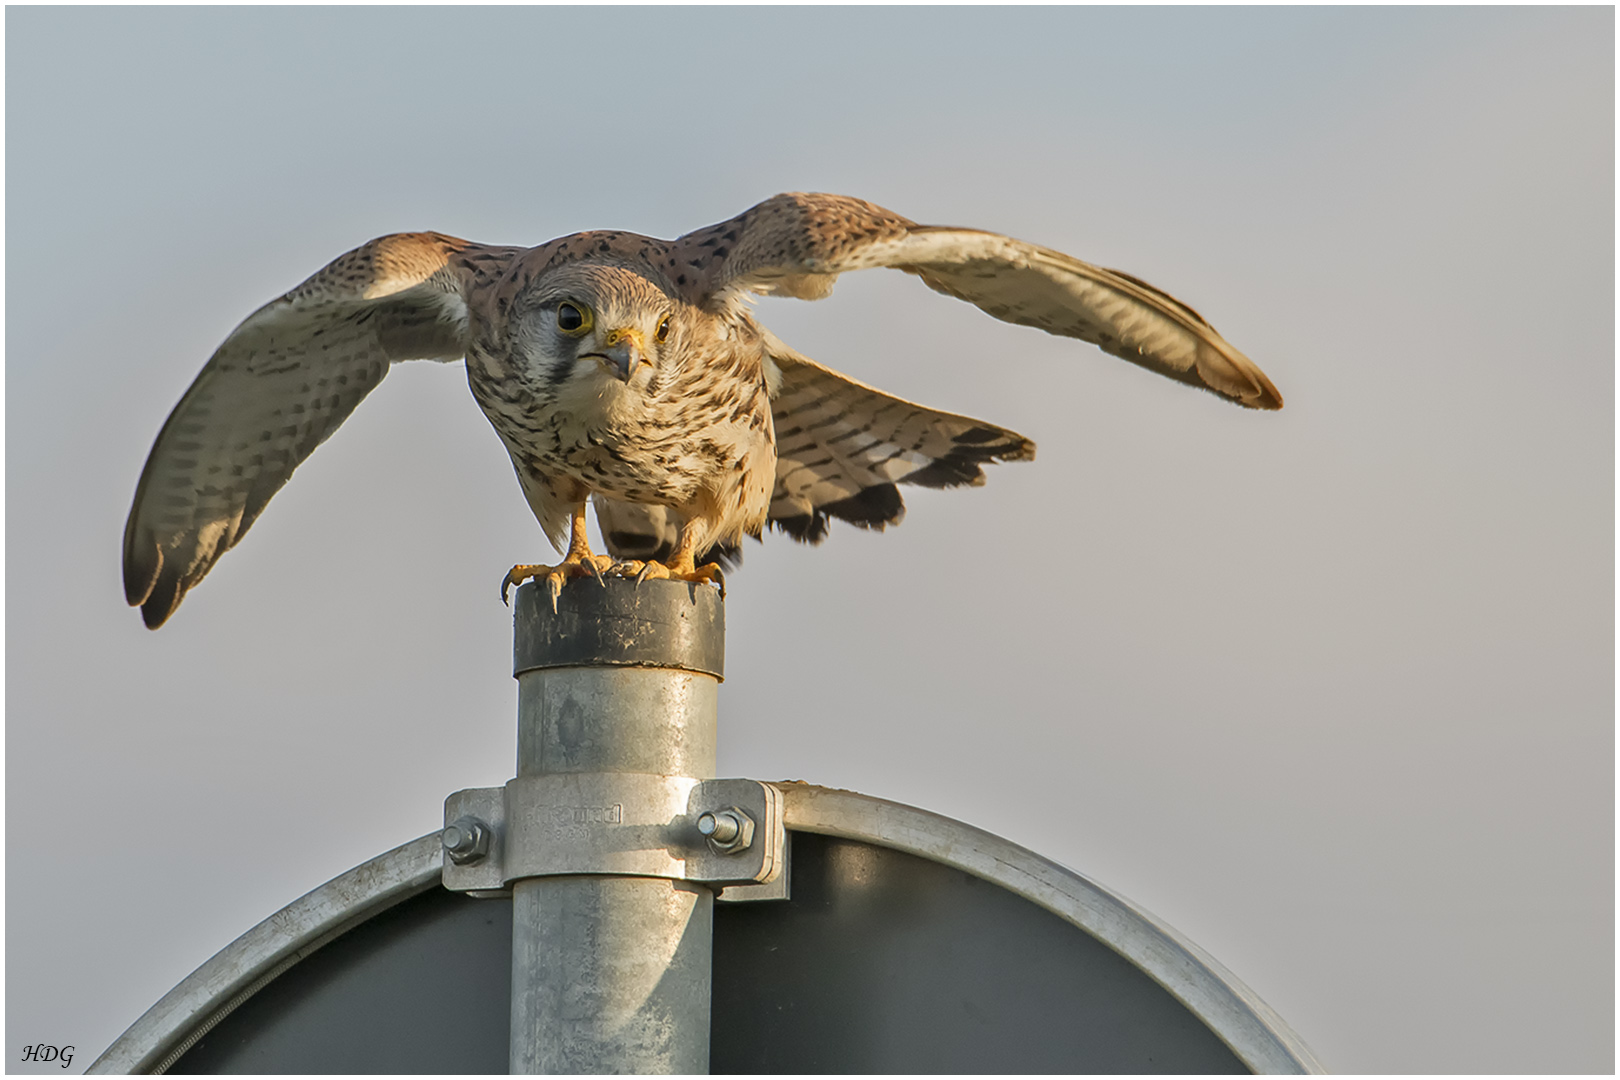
[123,193,1282,628]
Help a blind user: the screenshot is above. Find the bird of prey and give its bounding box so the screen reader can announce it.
[123,192,1282,628]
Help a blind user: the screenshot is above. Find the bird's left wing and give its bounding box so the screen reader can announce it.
[674,192,1281,410]
[123,232,521,628]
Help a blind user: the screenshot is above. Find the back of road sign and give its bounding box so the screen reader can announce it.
[91,785,1322,1074]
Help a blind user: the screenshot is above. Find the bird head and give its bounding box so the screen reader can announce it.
[523,263,679,390]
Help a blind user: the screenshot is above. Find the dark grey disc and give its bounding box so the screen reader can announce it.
[167,833,1247,1074]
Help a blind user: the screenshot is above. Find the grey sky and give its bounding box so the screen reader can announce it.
[6,7,1613,1073]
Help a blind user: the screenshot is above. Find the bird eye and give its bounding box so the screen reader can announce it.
[655,315,672,344]
[557,302,591,334]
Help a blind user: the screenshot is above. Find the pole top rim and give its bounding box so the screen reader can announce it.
[513,578,725,679]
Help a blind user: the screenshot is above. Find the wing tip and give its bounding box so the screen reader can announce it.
[1239,367,1285,410]
[122,519,162,608]
[1195,339,1284,410]
[121,525,191,629]
[123,559,157,610]
[141,600,176,630]
[135,573,183,630]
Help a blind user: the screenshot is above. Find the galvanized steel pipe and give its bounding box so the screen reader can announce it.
[508,578,723,1074]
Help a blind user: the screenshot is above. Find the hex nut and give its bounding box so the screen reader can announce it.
[443,816,491,865]
[697,807,754,855]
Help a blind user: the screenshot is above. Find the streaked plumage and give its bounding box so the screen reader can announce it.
[124,193,1281,627]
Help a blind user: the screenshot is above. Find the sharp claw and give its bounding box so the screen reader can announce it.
[548,575,562,615]
[636,562,655,586]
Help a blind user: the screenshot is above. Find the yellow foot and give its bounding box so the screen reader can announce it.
[613,559,726,599]
[502,553,619,611]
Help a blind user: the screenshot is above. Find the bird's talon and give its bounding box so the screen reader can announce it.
[504,550,721,605]
[501,564,545,605]
[502,554,617,612]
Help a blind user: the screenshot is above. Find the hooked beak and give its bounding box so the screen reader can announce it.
[598,327,646,382]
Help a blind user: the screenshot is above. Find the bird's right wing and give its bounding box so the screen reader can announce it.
[123,232,521,629]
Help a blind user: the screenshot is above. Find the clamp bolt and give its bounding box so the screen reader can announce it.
[697,808,754,854]
[443,816,491,865]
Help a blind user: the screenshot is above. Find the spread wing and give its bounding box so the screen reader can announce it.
[123,232,520,628]
[672,192,1282,409]
[594,328,1033,563]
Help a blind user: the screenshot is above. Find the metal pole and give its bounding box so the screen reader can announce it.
[507,578,724,1074]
